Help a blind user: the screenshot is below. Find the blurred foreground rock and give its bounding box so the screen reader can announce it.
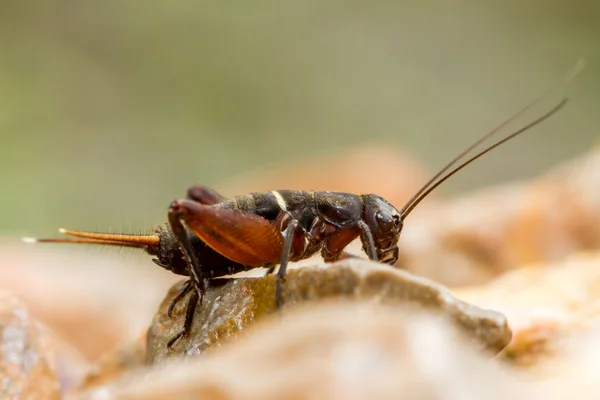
[0,241,180,361]
[532,320,600,397]
[147,259,511,364]
[0,290,61,399]
[454,251,600,371]
[80,303,531,400]
[76,333,147,393]
[54,256,600,399]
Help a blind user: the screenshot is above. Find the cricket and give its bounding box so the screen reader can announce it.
[24,60,584,349]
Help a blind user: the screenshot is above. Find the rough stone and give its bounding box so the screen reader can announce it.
[147,259,511,365]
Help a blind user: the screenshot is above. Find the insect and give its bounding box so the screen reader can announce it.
[24,61,584,349]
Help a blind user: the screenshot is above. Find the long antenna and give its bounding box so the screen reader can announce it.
[399,59,585,218]
[401,98,567,217]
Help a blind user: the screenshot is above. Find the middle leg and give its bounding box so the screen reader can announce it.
[275,219,299,308]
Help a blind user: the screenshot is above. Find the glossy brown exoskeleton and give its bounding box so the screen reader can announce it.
[24,61,584,349]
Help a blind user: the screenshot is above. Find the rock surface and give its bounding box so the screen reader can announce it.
[80,303,531,400]
[0,240,180,361]
[453,251,600,370]
[0,290,61,400]
[147,259,511,365]
[75,332,147,393]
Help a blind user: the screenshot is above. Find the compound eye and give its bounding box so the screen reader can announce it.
[375,211,394,230]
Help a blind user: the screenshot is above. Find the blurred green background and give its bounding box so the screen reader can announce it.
[1,0,599,237]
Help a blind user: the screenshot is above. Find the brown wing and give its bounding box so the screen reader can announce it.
[180,202,284,267]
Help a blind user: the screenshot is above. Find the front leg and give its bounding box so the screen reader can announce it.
[321,221,378,262]
[357,221,378,261]
[321,224,360,262]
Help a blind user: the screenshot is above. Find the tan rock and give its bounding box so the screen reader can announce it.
[0,240,180,361]
[532,321,600,396]
[48,330,92,395]
[452,251,600,369]
[0,290,61,400]
[77,303,531,400]
[147,259,511,365]
[75,332,147,393]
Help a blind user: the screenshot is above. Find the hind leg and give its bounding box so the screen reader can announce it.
[166,200,210,350]
[164,184,227,347]
[167,289,200,350]
[186,184,227,205]
[167,280,193,319]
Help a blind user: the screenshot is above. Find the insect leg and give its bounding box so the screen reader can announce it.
[167,201,208,348]
[275,219,299,308]
[264,212,296,277]
[168,202,206,293]
[379,245,399,265]
[167,279,193,319]
[167,289,199,350]
[186,185,227,205]
[321,225,361,262]
[357,220,378,261]
[264,265,276,275]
